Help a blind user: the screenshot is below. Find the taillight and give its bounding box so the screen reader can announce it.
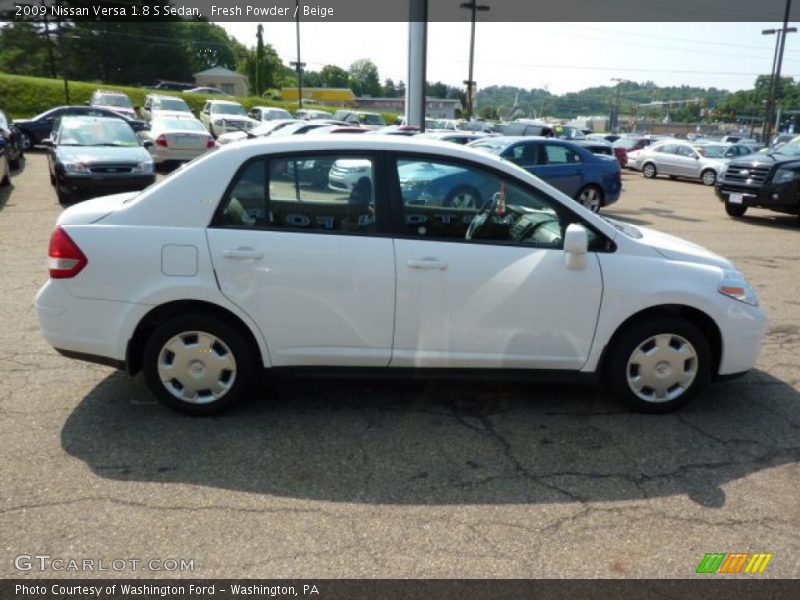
[155,134,168,147]
[48,227,87,279]
[207,138,217,148]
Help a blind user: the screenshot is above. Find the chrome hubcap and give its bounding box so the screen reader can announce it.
[626,333,697,403]
[579,188,600,212]
[702,171,716,185]
[157,331,236,404]
[20,133,32,150]
[450,192,477,208]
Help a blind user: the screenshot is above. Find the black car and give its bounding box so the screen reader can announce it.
[0,108,23,168]
[715,136,800,221]
[46,116,156,204]
[14,106,147,150]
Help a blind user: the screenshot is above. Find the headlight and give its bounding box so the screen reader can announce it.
[62,162,90,174]
[773,168,798,184]
[213,118,225,125]
[132,160,154,173]
[718,269,759,306]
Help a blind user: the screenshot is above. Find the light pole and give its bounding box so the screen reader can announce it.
[290,0,305,110]
[762,0,796,143]
[460,1,489,120]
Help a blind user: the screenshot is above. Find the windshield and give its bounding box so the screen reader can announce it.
[696,144,726,158]
[211,103,246,116]
[58,119,139,146]
[154,98,191,112]
[95,94,132,108]
[155,118,207,132]
[776,139,800,156]
[359,113,386,126]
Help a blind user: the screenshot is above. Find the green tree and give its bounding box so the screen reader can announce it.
[0,22,53,78]
[321,64,349,88]
[348,59,381,96]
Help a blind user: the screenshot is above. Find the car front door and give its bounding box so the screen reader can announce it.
[388,154,604,370]
[206,152,396,367]
[673,145,701,177]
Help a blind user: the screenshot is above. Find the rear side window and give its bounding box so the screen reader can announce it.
[543,145,581,164]
[216,155,378,235]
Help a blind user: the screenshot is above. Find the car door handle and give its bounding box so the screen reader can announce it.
[222,248,264,260]
[407,257,448,270]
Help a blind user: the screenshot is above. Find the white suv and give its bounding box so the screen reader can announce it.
[199,100,258,137]
[36,137,766,415]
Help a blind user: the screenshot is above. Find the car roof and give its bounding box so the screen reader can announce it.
[60,115,126,124]
[207,99,240,105]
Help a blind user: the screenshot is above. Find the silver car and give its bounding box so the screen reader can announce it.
[639,141,753,186]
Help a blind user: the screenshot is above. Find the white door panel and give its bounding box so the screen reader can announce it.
[391,239,603,369]
[207,230,395,366]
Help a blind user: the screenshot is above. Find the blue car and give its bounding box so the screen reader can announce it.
[468,136,622,212]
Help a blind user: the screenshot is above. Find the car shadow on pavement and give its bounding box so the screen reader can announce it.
[731,213,800,231]
[61,370,800,508]
[0,181,14,211]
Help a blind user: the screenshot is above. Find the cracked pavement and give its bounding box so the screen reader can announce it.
[1,155,799,578]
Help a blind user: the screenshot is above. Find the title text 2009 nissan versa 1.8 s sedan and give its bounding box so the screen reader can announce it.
[36,136,767,415]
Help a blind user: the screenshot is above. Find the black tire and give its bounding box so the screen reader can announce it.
[9,154,21,170]
[725,202,747,217]
[142,314,258,415]
[668,175,678,180]
[605,317,711,414]
[19,131,33,151]
[642,162,657,179]
[701,169,717,186]
[575,184,603,212]
[49,170,56,186]
[444,185,481,209]
[55,185,71,205]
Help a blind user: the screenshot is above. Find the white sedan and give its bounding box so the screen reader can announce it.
[36,136,767,415]
[140,116,216,164]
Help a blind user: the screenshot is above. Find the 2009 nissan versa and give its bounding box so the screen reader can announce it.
[36,136,767,415]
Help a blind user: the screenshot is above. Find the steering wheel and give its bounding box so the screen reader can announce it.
[465,192,500,240]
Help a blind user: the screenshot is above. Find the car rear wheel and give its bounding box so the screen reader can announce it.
[725,202,747,217]
[444,185,481,209]
[642,163,657,179]
[605,317,710,413]
[142,314,257,415]
[576,185,602,212]
[701,169,717,186]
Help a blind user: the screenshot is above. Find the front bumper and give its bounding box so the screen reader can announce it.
[716,180,800,214]
[717,298,768,375]
[57,171,155,199]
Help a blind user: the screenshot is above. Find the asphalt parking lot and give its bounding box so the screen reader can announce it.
[1,153,798,579]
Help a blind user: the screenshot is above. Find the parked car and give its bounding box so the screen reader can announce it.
[0,108,24,168]
[248,106,293,122]
[148,81,195,92]
[614,135,671,170]
[199,100,258,137]
[295,109,334,120]
[14,106,147,150]
[716,135,800,221]
[44,116,155,204]
[216,119,300,145]
[185,87,226,95]
[139,115,216,165]
[469,136,622,212]
[638,141,740,186]
[140,95,193,123]
[306,126,369,135]
[0,136,10,186]
[587,133,621,144]
[503,120,555,137]
[89,90,137,120]
[268,120,347,137]
[573,139,627,167]
[35,136,767,415]
[331,110,387,130]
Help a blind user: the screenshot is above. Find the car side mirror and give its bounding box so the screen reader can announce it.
[564,223,588,270]
[41,138,54,147]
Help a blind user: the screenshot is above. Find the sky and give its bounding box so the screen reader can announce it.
[219,22,800,95]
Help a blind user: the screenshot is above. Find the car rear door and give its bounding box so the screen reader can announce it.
[388,153,604,370]
[206,151,396,367]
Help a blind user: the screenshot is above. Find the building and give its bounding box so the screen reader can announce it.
[193,67,249,97]
[281,88,357,107]
[356,97,463,119]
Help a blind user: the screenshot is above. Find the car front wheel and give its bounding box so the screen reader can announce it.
[725,202,747,217]
[701,169,717,186]
[19,131,33,151]
[605,317,711,413]
[142,314,257,415]
[576,185,602,212]
[642,163,657,179]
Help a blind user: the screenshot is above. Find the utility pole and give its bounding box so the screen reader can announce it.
[460,1,489,120]
[40,0,57,78]
[762,0,796,144]
[290,0,305,110]
[406,0,428,130]
[611,78,625,132]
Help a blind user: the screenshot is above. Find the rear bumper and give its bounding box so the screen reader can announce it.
[149,146,209,164]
